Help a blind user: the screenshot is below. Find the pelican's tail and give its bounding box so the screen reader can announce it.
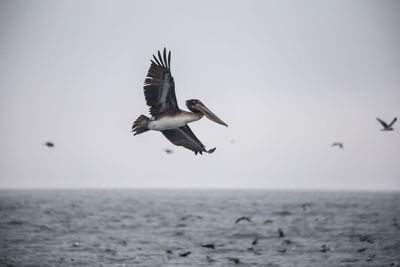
[132,115,150,135]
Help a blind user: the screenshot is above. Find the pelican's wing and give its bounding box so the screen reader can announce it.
[144,48,178,116]
[388,117,397,127]
[377,118,388,128]
[162,125,215,155]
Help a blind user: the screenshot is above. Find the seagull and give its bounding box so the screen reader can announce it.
[44,142,54,148]
[331,142,343,149]
[132,48,228,155]
[377,117,397,131]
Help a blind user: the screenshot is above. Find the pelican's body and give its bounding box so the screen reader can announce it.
[148,111,203,131]
[132,48,228,154]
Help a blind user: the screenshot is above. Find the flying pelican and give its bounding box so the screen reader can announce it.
[377,117,397,131]
[331,142,343,149]
[132,48,228,155]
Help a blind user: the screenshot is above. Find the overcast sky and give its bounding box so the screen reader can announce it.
[0,0,399,190]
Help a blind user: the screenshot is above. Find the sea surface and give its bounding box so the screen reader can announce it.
[0,189,399,267]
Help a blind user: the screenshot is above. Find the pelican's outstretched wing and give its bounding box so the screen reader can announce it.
[144,48,178,116]
[388,117,397,127]
[162,125,216,155]
[377,118,388,128]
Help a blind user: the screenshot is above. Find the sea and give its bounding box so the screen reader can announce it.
[0,189,399,267]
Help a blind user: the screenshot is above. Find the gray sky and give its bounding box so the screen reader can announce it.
[1,0,399,190]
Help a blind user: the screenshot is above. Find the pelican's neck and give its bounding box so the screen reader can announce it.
[180,110,203,123]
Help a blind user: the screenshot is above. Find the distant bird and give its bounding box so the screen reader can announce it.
[44,142,54,148]
[331,142,343,149]
[164,148,173,154]
[201,244,215,249]
[179,251,191,257]
[264,219,273,224]
[132,48,228,155]
[235,216,251,223]
[377,117,397,131]
[252,238,258,246]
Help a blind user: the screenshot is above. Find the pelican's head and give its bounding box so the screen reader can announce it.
[186,99,228,127]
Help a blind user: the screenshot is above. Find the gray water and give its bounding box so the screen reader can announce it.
[0,190,399,266]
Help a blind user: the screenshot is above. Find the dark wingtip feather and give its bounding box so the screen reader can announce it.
[207,148,216,154]
[163,48,167,69]
[158,50,165,67]
[152,55,161,66]
[168,51,171,69]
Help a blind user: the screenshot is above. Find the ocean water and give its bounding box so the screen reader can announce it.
[0,190,399,267]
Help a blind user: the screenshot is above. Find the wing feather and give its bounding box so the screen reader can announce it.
[377,118,388,128]
[144,48,178,115]
[162,125,215,155]
[388,117,397,127]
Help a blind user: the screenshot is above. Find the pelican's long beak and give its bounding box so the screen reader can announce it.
[194,103,228,127]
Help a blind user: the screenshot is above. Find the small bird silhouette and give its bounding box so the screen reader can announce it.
[331,142,343,149]
[164,149,174,154]
[44,142,54,148]
[235,216,251,223]
[377,117,397,131]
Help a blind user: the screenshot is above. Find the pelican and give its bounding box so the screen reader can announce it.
[331,142,343,149]
[132,48,228,154]
[377,117,397,131]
